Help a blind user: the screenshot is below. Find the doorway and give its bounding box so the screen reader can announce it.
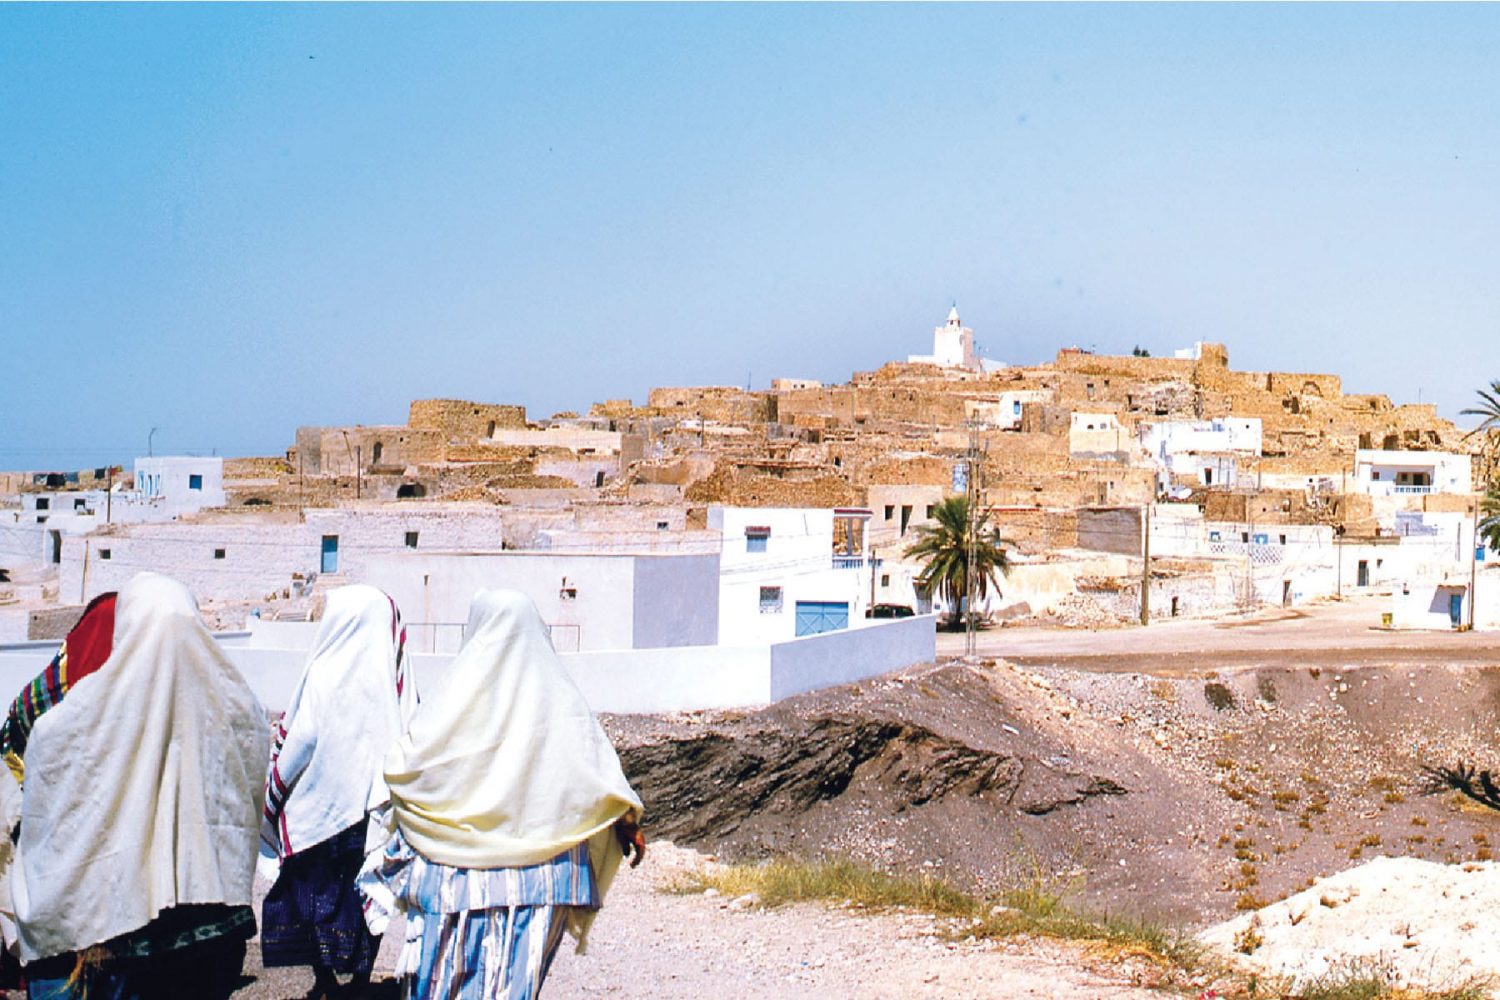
[320,535,339,574]
[1449,592,1464,627]
[1357,560,1370,587]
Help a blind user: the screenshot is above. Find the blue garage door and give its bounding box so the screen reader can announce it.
[795,600,849,637]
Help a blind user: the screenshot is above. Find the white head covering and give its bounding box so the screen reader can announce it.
[263,584,418,860]
[384,590,640,942]
[12,572,269,962]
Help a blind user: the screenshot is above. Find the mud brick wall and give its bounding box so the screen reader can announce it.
[647,387,776,423]
[408,399,528,440]
[28,603,86,641]
[990,507,1079,554]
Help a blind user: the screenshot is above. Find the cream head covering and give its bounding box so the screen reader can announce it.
[262,585,418,861]
[385,589,640,868]
[12,572,268,962]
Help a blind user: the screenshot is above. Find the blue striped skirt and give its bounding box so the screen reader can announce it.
[405,904,577,1000]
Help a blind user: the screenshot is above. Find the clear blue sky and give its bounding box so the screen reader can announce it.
[5,4,1500,469]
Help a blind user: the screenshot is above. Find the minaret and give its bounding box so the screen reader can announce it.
[932,304,977,369]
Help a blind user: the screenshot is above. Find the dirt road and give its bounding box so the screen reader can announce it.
[938,593,1500,672]
[232,844,1167,1000]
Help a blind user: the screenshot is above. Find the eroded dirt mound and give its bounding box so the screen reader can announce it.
[607,658,1500,929]
[621,715,1125,846]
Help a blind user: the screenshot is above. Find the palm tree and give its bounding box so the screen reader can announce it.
[1480,482,1500,554]
[904,495,1009,624]
[1461,380,1500,434]
[1461,381,1500,486]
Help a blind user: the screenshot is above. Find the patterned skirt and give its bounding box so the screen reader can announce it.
[404,904,575,1000]
[261,821,379,974]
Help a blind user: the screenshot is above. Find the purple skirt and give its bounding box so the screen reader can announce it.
[261,821,379,974]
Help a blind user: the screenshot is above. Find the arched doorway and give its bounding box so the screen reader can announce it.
[396,482,427,499]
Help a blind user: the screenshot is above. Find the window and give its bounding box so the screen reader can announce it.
[900,505,912,535]
[189,474,203,491]
[100,549,111,560]
[1013,400,1022,415]
[1372,471,1381,481]
[745,526,770,553]
[656,521,669,530]
[595,471,606,488]
[880,574,890,587]
[759,586,783,614]
[405,531,419,549]
[35,498,49,511]
[213,548,226,560]
[74,498,86,510]
[884,505,894,520]
[1241,532,1250,543]
[1209,530,1221,542]
[925,505,936,519]
[1279,534,1287,545]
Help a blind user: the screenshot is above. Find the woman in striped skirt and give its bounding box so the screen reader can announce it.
[359,589,644,999]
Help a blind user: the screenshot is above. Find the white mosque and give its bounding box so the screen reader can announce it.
[907,304,979,370]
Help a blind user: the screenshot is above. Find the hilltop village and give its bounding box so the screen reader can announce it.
[1,308,1491,677]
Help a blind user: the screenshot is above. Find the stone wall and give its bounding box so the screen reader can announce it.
[408,399,528,440]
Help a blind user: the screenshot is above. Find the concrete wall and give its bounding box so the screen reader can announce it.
[355,550,719,653]
[632,555,719,649]
[57,505,513,605]
[358,552,639,652]
[0,610,937,716]
[770,612,935,701]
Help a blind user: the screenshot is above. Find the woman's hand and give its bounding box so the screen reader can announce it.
[614,814,646,867]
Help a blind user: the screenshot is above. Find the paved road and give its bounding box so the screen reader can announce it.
[934,594,1500,673]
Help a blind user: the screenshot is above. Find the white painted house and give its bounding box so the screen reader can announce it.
[1138,418,1261,488]
[1069,413,1128,456]
[1354,450,1471,496]
[710,505,875,644]
[135,456,226,510]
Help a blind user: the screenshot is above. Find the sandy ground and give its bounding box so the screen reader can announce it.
[232,844,1168,1000]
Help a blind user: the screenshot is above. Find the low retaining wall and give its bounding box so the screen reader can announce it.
[0,616,937,716]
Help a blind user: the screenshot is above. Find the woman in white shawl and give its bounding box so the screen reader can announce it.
[359,589,643,1000]
[13,572,268,1000]
[260,585,418,1000]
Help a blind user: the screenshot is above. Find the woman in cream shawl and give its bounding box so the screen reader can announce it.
[359,589,643,1000]
[260,585,418,1000]
[14,572,268,1000]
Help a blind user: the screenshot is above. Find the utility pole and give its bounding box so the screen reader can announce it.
[1335,525,1344,598]
[1139,502,1151,625]
[1471,501,1479,629]
[105,467,113,524]
[965,420,984,659]
[355,446,362,501]
[1245,496,1255,610]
